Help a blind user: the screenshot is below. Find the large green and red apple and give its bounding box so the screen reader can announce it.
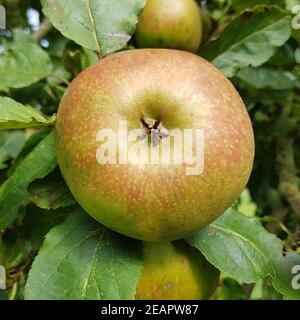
[55,49,254,242]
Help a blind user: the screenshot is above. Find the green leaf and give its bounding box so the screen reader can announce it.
[25,208,143,300]
[292,30,300,44]
[201,6,292,77]
[0,29,53,90]
[0,131,26,158]
[0,132,57,230]
[216,276,248,300]
[186,208,300,299]
[3,232,32,269]
[275,117,298,135]
[0,290,8,300]
[24,205,71,249]
[268,44,296,66]
[237,189,257,217]
[295,48,300,63]
[28,170,75,210]
[47,58,72,86]
[0,131,26,169]
[230,0,285,13]
[0,97,56,130]
[250,279,283,300]
[41,0,146,57]
[237,66,296,89]
[286,0,300,11]
[272,252,300,300]
[7,128,52,177]
[46,33,69,58]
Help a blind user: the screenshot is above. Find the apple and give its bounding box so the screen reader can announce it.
[135,0,202,52]
[55,49,254,242]
[136,241,220,300]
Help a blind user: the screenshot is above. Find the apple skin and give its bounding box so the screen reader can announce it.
[135,0,202,52]
[55,49,255,242]
[136,241,220,300]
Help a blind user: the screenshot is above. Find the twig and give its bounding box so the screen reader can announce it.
[266,203,289,234]
[261,214,292,235]
[32,18,52,42]
[0,234,4,266]
[8,281,18,300]
[7,251,36,289]
[276,98,300,218]
[49,74,70,86]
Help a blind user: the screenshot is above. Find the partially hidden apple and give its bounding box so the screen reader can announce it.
[136,241,220,300]
[55,49,255,242]
[135,0,202,52]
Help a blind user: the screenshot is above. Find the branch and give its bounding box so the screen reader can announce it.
[276,100,300,218]
[32,18,52,42]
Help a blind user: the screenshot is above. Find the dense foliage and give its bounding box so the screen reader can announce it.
[0,0,299,300]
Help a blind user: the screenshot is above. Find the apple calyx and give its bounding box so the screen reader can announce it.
[140,118,169,147]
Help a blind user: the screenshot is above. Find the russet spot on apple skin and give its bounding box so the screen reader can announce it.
[55,49,255,242]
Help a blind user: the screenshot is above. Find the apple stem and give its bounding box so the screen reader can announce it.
[140,118,161,131]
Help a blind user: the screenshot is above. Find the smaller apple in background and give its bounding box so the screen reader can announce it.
[136,241,220,300]
[135,0,202,52]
